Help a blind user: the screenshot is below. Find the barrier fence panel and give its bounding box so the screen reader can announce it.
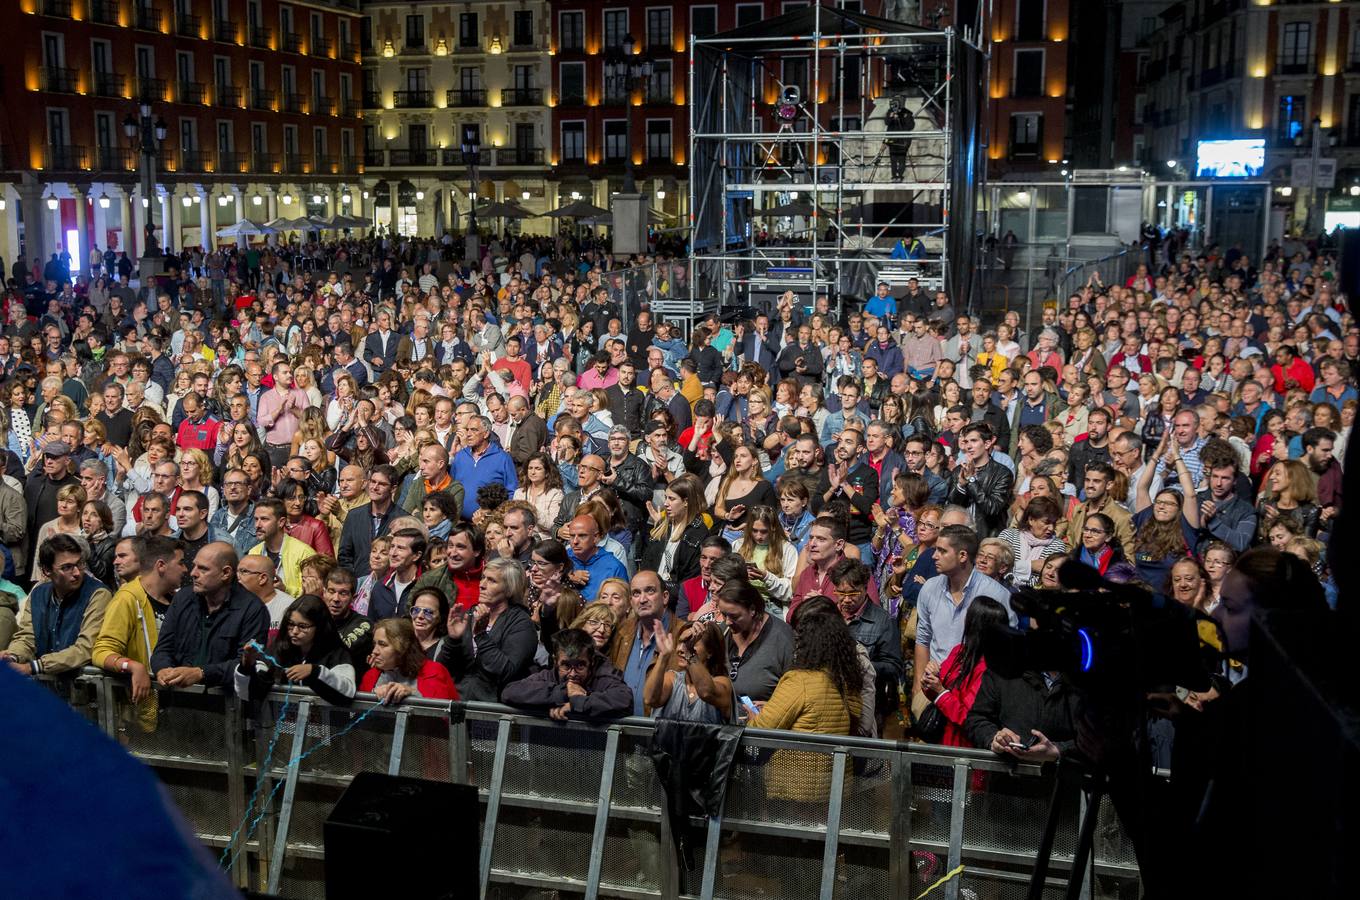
[58,674,1141,900]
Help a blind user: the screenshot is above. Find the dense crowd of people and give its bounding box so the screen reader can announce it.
[0,233,1342,784]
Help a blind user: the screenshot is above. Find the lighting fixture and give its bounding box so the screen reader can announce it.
[218,195,230,206]
[489,36,503,54]
[1166,160,1177,169]
[415,190,424,200]
[252,194,263,205]
[362,190,369,199]
[382,39,395,58]
[98,194,110,209]
[1350,185,1360,197]
[281,193,293,205]
[521,191,530,200]
[342,192,352,204]
[656,190,666,200]
[182,195,192,207]
[46,196,59,211]
[312,194,323,204]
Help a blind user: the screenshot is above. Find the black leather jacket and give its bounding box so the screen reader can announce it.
[606,452,656,533]
[945,457,1016,539]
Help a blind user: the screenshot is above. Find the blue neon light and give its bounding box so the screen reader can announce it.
[1077,628,1094,673]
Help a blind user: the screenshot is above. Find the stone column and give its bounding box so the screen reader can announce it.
[199,188,213,250]
[72,188,89,278]
[123,188,139,259]
[19,182,49,268]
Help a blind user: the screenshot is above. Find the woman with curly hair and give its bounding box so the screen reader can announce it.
[1255,458,1321,539]
[749,598,864,800]
[360,615,459,703]
[514,451,564,539]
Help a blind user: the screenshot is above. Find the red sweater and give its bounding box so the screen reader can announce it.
[360,659,459,700]
[934,644,988,748]
[450,561,483,610]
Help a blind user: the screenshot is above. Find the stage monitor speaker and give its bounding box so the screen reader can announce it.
[1338,229,1360,311]
[325,771,479,900]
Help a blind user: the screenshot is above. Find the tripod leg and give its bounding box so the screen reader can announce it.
[1025,768,1068,900]
[1065,779,1105,900]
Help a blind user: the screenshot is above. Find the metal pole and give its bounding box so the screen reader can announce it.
[1309,117,1321,236]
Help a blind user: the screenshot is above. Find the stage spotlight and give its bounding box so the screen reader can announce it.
[775,85,800,122]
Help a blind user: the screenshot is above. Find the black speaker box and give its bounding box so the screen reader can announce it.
[1337,229,1360,310]
[324,771,479,900]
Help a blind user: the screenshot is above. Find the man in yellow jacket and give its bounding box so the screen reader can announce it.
[247,498,312,598]
[92,535,187,732]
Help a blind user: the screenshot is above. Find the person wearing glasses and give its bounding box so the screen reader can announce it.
[236,553,296,644]
[235,595,356,706]
[1,534,112,677]
[819,377,869,446]
[503,627,632,720]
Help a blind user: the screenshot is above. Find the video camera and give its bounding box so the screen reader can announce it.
[982,560,1212,697]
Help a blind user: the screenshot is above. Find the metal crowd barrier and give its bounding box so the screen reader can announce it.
[59,671,1140,900]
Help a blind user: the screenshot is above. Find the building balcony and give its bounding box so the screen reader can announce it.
[216,84,243,107]
[501,88,543,106]
[252,152,280,172]
[94,72,126,98]
[646,40,674,55]
[136,76,168,102]
[447,89,486,107]
[281,92,305,113]
[281,154,308,174]
[41,0,73,17]
[178,81,207,105]
[214,20,236,43]
[340,154,360,174]
[644,87,672,105]
[91,0,119,25]
[389,148,438,166]
[134,6,163,32]
[340,97,359,117]
[179,149,211,173]
[313,36,332,57]
[402,42,427,55]
[364,148,386,167]
[41,67,79,94]
[315,154,338,173]
[394,89,433,108]
[217,151,249,173]
[45,144,88,171]
[250,88,276,110]
[340,40,358,60]
[1276,60,1313,77]
[556,92,586,107]
[97,146,135,173]
[283,32,304,54]
[510,37,540,52]
[1008,141,1040,160]
[176,12,201,38]
[314,95,336,115]
[362,91,382,109]
[494,147,545,166]
[249,26,270,49]
[602,92,629,107]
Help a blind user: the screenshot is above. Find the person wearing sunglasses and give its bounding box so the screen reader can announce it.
[407,586,452,659]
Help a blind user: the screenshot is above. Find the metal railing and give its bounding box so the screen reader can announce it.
[95,71,126,98]
[91,0,119,25]
[974,242,1141,336]
[447,88,487,107]
[60,671,1139,899]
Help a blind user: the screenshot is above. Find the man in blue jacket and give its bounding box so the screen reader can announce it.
[451,415,519,520]
[564,515,627,602]
[864,325,905,378]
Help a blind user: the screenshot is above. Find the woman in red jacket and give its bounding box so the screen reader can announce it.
[360,617,459,702]
[920,597,1010,747]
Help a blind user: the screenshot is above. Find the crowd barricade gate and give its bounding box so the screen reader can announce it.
[60,672,1141,900]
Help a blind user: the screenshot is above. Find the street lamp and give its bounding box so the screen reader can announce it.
[605,34,652,194]
[1296,116,1339,235]
[461,124,482,260]
[122,104,169,267]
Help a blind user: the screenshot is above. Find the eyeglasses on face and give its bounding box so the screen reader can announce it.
[286,621,316,632]
[409,607,438,620]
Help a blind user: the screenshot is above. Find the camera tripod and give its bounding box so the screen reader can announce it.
[1026,761,1106,900]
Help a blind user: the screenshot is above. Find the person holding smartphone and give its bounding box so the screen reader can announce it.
[961,662,1080,762]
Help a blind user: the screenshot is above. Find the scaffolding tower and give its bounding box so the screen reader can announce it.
[687,3,987,318]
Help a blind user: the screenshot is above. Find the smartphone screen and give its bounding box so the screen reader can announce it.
[740,695,760,717]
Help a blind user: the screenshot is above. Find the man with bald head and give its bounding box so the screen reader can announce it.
[150,541,268,688]
[507,395,548,466]
[316,463,368,552]
[554,453,608,537]
[564,513,627,601]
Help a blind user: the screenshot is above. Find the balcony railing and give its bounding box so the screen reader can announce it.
[339,39,358,60]
[91,0,119,25]
[176,12,200,37]
[314,154,337,173]
[389,148,438,166]
[340,97,359,117]
[136,76,167,101]
[646,39,674,55]
[362,91,382,108]
[217,151,248,173]
[97,146,135,172]
[252,151,280,171]
[134,5,163,31]
[178,81,206,105]
[282,32,304,54]
[501,88,543,106]
[281,92,305,113]
[312,36,331,56]
[314,95,336,115]
[179,149,211,172]
[645,87,672,105]
[45,144,88,171]
[249,26,270,48]
[403,41,427,54]
[281,153,307,174]
[41,0,73,17]
[214,20,236,42]
[447,88,486,107]
[249,88,276,110]
[340,154,360,174]
[41,67,79,94]
[216,84,242,107]
[94,71,125,98]
[363,148,386,167]
[394,89,433,108]
[494,147,545,166]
